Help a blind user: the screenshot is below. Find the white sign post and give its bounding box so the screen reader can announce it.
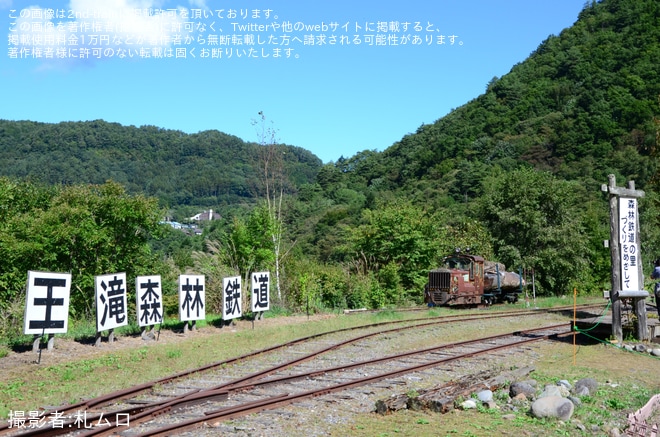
[179,274,205,332]
[251,271,270,319]
[619,197,643,295]
[24,271,71,354]
[603,175,647,342]
[95,272,128,345]
[223,276,242,321]
[136,275,163,340]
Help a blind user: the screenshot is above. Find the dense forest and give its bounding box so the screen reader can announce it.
[0,0,659,340]
[0,119,322,214]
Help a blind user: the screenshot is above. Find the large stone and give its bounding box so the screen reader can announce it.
[531,396,574,421]
[540,384,569,398]
[568,396,582,407]
[477,390,493,402]
[521,379,538,388]
[572,378,598,396]
[483,400,499,410]
[634,344,647,353]
[510,382,536,399]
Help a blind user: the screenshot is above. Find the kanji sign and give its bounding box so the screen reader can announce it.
[136,275,163,327]
[179,275,205,322]
[619,197,640,291]
[23,271,71,335]
[95,273,128,332]
[223,276,242,320]
[251,271,270,312]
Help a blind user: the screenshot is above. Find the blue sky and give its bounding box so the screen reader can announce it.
[2,1,586,164]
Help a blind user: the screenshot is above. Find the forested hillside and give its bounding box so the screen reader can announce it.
[0,119,322,211]
[286,0,659,298]
[342,0,659,198]
[0,0,659,336]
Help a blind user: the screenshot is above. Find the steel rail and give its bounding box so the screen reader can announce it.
[76,323,570,436]
[6,310,551,437]
[2,305,599,437]
[128,325,573,437]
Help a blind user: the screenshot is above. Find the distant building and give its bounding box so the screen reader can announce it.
[160,220,196,231]
[189,209,221,222]
[161,220,183,229]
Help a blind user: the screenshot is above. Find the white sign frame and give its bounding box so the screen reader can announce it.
[223,276,242,320]
[179,274,205,322]
[619,197,641,291]
[23,271,71,335]
[136,275,163,327]
[95,272,129,332]
[251,271,270,312]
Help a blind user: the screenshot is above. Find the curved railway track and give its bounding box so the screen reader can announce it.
[2,304,603,437]
[122,324,571,437]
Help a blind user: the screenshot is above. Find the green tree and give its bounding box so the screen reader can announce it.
[478,167,589,295]
[345,199,446,304]
[214,205,276,286]
[190,240,236,314]
[443,219,494,261]
[0,179,165,320]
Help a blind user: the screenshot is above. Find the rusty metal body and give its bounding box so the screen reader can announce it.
[425,253,521,307]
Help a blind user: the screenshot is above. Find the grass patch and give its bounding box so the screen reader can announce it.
[372,309,405,321]
[165,348,182,359]
[262,305,293,318]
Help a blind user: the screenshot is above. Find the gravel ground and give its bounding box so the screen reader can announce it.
[122,315,549,436]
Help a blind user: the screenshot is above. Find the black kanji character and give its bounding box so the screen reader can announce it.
[139,278,162,324]
[99,276,126,327]
[29,277,66,330]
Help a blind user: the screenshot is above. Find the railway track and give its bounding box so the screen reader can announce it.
[121,323,571,437]
[2,304,602,436]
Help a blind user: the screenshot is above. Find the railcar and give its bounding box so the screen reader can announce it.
[424,252,523,307]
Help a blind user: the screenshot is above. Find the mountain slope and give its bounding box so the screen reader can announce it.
[0,119,322,208]
[376,0,659,199]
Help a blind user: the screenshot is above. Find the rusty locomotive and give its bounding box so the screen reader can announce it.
[424,252,523,306]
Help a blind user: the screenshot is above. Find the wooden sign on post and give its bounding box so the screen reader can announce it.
[601,175,648,342]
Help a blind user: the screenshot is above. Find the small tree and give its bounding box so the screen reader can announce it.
[345,199,445,303]
[252,111,290,302]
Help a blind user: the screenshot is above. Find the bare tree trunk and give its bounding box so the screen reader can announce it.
[254,111,286,302]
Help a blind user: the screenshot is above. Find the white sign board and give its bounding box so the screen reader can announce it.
[95,272,128,332]
[619,197,640,291]
[23,271,71,335]
[223,276,242,320]
[251,271,270,312]
[179,274,205,321]
[136,275,163,327]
